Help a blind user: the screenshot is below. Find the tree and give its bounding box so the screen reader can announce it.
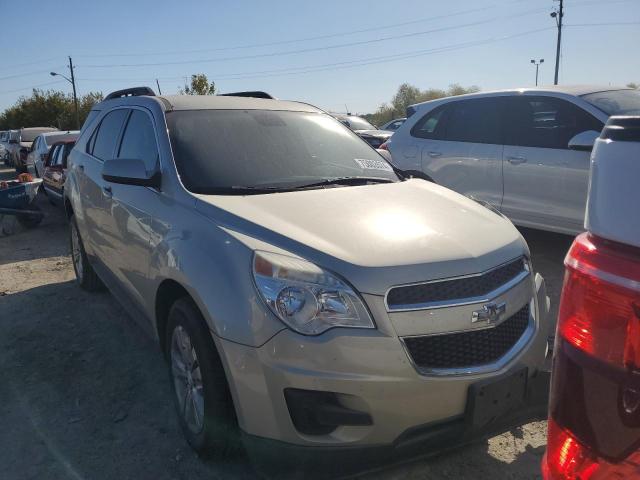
[180,74,216,95]
[627,82,639,89]
[0,89,103,130]
[364,83,480,127]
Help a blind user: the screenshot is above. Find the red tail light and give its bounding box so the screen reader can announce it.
[544,418,640,479]
[378,142,388,150]
[558,233,640,370]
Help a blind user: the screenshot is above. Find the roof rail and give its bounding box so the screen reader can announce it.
[104,86,156,101]
[219,91,274,99]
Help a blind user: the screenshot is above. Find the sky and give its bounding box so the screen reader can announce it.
[1,0,639,115]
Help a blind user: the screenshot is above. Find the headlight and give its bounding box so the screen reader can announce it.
[252,251,374,335]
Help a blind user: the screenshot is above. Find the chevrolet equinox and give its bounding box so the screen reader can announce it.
[65,87,551,474]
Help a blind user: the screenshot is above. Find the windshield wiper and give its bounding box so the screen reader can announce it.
[291,177,395,190]
[196,185,293,195]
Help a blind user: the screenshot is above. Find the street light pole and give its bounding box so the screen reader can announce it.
[530,59,544,86]
[50,57,79,129]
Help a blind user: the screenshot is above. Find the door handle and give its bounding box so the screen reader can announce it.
[102,185,112,197]
[507,155,527,165]
[428,151,442,158]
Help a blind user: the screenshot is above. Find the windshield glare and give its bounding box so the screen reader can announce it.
[582,89,640,116]
[167,110,397,194]
[344,116,376,130]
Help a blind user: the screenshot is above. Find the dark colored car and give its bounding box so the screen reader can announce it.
[332,114,393,148]
[42,140,75,206]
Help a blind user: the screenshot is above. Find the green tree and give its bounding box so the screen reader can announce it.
[0,89,103,130]
[180,74,216,95]
[365,83,480,127]
[627,82,639,89]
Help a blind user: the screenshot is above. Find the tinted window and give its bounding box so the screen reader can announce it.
[118,110,159,172]
[442,99,502,144]
[166,110,398,194]
[411,106,446,139]
[91,109,129,160]
[504,97,603,149]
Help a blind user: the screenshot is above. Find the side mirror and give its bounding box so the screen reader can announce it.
[568,130,600,152]
[102,158,160,188]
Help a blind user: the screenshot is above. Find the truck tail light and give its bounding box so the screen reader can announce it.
[558,233,640,371]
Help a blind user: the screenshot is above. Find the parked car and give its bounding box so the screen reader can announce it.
[27,130,79,178]
[5,130,20,166]
[381,117,406,131]
[332,113,393,148]
[386,86,640,235]
[11,127,58,172]
[542,116,640,479]
[0,130,9,161]
[41,140,75,206]
[65,87,550,475]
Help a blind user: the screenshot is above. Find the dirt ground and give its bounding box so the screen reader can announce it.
[0,165,575,480]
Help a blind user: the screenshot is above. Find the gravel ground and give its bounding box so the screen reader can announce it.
[0,166,574,480]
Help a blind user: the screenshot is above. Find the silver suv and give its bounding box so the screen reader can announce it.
[65,87,550,474]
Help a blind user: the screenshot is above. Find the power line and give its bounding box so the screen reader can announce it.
[80,7,550,69]
[0,67,65,82]
[566,21,640,26]
[0,80,66,96]
[73,1,514,59]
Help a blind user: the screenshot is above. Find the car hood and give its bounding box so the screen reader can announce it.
[354,129,393,138]
[195,179,527,294]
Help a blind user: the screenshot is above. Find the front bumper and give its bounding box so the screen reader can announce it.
[216,273,550,470]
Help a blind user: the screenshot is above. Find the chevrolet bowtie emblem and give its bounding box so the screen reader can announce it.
[471,302,507,325]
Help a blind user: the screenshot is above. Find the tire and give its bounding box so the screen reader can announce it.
[17,205,43,229]
[165,297,241,459]
[69,214,104,291]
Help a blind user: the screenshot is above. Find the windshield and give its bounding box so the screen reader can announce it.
[166,110,397,194]
[582,89,640,116]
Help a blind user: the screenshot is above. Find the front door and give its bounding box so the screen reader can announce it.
[100,107,160,310]
[501,95,603,232]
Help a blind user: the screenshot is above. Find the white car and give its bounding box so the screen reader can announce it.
[385,86,640,235]
[27,130,79,177]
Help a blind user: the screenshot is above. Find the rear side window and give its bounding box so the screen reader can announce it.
[441,98,502,144]
[117,109,159,172]
[504,96,603,149]
[48,145,61,166]
[90,109,129,160]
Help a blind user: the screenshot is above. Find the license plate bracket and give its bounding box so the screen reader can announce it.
[465,367,528,430]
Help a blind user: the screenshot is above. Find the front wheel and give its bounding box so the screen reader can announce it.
[166,298,241,458]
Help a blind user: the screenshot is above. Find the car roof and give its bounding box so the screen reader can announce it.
[99,93,323,113]
[410,85,632,108]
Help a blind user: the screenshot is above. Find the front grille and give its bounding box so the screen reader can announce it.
[403,304,530,371]
[386,257,526,309]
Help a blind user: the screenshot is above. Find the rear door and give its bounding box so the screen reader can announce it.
[416,97,504,208]
[502,95,604,232]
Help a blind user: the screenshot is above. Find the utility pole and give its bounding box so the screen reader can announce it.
[68,57,79,129]
[551,0,563,85]
[156,78,162,95]
[531,59,544,86]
